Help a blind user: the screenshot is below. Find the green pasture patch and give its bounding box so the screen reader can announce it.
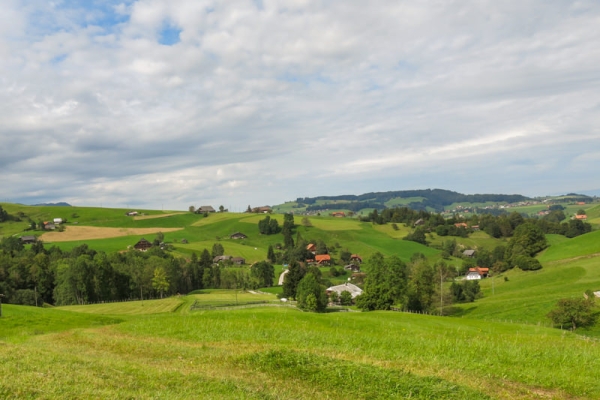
[0,304,121,342]
[58,297,186,315]
[538,230,600,263]
[307,217,363,231]
[191,212,249,226]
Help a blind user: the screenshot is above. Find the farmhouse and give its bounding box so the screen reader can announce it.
[231,257,246,265]
[350,254,363,264]
[331,211,346,217]
[306,243,316,253]
[326,282,363,299]
[197,206,216,213]
[213,255,232,264]
[414,218,424,226]
[574,214,587,220]
[252,206,272,214]
[134,238,153,251]
[454,222,468,228]
[20,235,37,244]
[44,222,56,230]
[53,218,63,224]
[344,264,361,272]
[126,211,138,216]
[466,267,489,280]
[230,232,248,239]
[315,254,331,266]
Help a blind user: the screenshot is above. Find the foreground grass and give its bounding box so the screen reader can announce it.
[2,305,599,399]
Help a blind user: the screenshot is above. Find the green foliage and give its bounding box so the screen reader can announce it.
[450,281,481,303]
[282,261,306,299]
[403,228,427,245]
[506,223,548,264]
[151,267,170,298]
[339,290,353,306]
[356,253,407,311]
[513,255,542,271]
[211,243,224,258]
[258,215,281,235]
[547,297,597,330]
[250,261,275,287]
[296,273,327,312]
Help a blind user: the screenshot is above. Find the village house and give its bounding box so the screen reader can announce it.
[213,255,232,264]
[315,254,331,266]
[229,232,248,239]
[306,243,317,253]
[231,257,246,265]
[196,206,216,213]
[326,282,363,299]
[575,214,587,220]
[43,222,56,230]
[134,238,153,251]
[466,267,489,280]
[350,254,363,264]
[344,264,361,273]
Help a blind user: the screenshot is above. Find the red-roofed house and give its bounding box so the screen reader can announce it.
[315,254,331,266]
[466,267,489,280]
[575,214,588,220]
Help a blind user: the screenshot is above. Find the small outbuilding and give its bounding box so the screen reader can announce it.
[213,255,232,264]
[463,249,476,258]
[231,257,246,265]
[134,238,153,251]
[20,235,37,244]
[230,232,248,240]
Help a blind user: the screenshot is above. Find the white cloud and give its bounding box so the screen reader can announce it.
[1,0,600,208]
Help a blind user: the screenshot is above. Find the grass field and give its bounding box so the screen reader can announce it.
[40,225,183,242]
[2,303,600,399]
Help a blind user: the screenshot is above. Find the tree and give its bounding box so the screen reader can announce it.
[547,297,597,330]
[339,290,353,306]
[219,205,225,213]
[403,228,427,245]
[296,273,327,312]
[267,245,276,263]
[250,261,275,287]
[505,223,548,265]
[282,261,306,299]
[356,253,408,311]
[211,243,224,258]
[189,205,196,213]
[301,217,312,227]
[152,267,170,298]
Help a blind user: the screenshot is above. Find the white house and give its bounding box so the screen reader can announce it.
[326,282,363,298]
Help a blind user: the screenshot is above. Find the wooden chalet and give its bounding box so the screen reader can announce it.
[466,267,489,280]
[350,254,363,264]
[213,255,232,264]
[231,257,246,265]
[306,243,317,253]
[20,235,37,244]
[230,232,248,239]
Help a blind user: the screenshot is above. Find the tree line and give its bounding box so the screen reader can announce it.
[0,237,275,307]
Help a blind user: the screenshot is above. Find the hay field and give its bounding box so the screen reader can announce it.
[41,225,183,242]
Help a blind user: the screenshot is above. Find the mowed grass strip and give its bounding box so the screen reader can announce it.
[58,297,186,315]
[40,225,182,242]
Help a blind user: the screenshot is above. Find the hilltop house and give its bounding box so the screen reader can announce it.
[134,238,153,251]
[126,211,138,216]
[252,206,272,214]
[466,267,489,280]
[230,232,248,240]
[196,206,216,213]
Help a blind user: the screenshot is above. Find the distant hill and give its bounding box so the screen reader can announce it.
[283,188,532,213]
[33,202,72,207]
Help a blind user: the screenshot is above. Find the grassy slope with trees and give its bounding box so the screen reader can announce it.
[2,202,600,398]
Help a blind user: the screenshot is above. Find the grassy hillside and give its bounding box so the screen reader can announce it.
[2,303,600,399]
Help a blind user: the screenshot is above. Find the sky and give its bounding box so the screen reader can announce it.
[1,0,600,211]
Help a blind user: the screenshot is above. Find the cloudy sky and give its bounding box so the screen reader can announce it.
[2,0,599,210]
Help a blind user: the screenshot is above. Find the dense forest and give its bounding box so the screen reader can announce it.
[297,189,532,212]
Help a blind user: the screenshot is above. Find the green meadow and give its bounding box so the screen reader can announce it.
[3,202,600,398]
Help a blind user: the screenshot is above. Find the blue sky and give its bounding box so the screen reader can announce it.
[1,0,599,210]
